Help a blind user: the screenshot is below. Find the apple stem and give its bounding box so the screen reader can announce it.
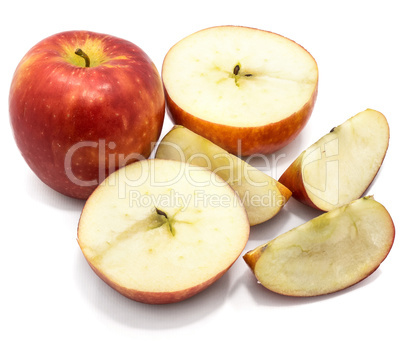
[75,48,90,67]
[155,208,175,236]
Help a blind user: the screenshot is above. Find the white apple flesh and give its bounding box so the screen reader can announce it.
[279,109,390,211]
[162,25,318,155]
[155,125,291,226]
[244,197,395,297]
[77,159,250,304]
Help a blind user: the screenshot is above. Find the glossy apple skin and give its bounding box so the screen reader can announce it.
[162,25,318,156]
[277,154,319,209]
[243,197,395,297]
[82,255,232,304]
[279,109,390,211]
[164,85,317,156]
[9,31,165,199]
[243,243,268,271]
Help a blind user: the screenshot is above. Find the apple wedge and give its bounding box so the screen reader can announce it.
[279,109,389,211]
[243,197,395,297]
[162,25,318,155]
[77,159,250,304]
[155,126,292,226]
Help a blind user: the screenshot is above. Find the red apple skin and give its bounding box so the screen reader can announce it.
[81,253,232,304]
[243,243,269,271]
[162,26,318,156]
[9,31,165,199]
[278,112,390,211]
[163,85,317,156]
[243,198,395,297]
[244,235,395,298]
[278,154,319,210]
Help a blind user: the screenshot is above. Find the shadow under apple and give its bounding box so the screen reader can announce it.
[24,172,86,212]
[74,249,232,329]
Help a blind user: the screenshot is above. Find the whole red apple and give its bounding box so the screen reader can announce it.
[9,30,165,199]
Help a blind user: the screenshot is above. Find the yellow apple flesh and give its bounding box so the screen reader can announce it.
[155,126,291,226]
[279,109,389,211]
[162,25,318,155]
[78,159,250,304]
[244,197,395,297]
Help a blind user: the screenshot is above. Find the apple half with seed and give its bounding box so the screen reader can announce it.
[155,125,291,226]
[279,109,389,211]
[77,159,249,304]
[244,197,395,297]
[162,25,318,156]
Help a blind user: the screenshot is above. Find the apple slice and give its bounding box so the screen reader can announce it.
[279,109,389,211]
[244,197,395,297]
[162,25,318,156]
[77,159,249,304]
[155,125,291,226]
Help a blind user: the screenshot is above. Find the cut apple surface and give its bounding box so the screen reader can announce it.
[244,197,395,297]
[162,25,318,155]
[279,109,389,211]
[77,159,250,304]
[155,126,291,226]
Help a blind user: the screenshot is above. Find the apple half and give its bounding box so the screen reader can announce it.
[77,159,250,304]
[279,109,390,211]
[243,197,395,297]
[162,25,318,156]
[155,125,291,226]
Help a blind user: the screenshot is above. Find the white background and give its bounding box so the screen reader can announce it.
[1,1,401,344]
